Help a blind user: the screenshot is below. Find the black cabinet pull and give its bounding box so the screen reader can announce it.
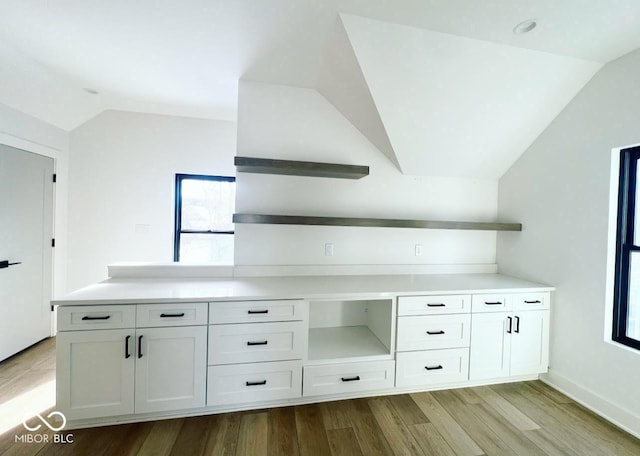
[125,335,131,359]
[247,340,268,346]
[160,313,185,318]
[524,300,541,304]
[138,335,143,358]
[81,315,111,321]
[426,330,445,335]
[425,365,443,371]
[0,260,21,269]
[341,376,361,382]
[484,301,503,306]
[248,309,268,314]
[427,303,446,307]
[515,316,520,333]
[507,316,513,334]
[246,380,267,386]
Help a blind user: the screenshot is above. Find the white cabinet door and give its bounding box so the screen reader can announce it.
[56,329,135,420]
[510,311,550,376]
[135,326,207,413]
[469,312,511,380]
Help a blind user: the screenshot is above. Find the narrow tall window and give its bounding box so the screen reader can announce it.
[174,174,235,263]
[613,146,640,350]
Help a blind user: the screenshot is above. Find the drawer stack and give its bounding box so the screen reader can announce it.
[207,300,308,406]
[395,295,471,387]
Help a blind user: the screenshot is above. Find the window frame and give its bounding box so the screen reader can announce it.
[173,173,236,262]
[613,145,640,350]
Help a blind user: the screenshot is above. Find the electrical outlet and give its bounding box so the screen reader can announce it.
[415,244,423,256]
[325,243,334,256]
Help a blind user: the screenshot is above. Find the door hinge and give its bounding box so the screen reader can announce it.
[51,238,55,248]
[52,174,57,183]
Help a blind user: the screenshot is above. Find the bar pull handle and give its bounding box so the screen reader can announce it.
[425,365,443,371]
[160,313,185,318]
[515,316,520,333]
[138,335,143,358]
[524,300,541,304]
[125,335,131,359]
[247,340,268,346]
[426,303,446,307]
[484,301,503,306]
[246,380,267,386]
[248,309,268,314]
[507,316,513,334]
[82,315,111,321]
[0,260,21,269]
[426,330,445,335]
[341,376,361,382]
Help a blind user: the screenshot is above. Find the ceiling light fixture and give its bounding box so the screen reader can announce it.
[513,19,537,35]
[83,88,99,95]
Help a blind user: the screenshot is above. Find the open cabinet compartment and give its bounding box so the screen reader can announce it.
[306,298,395,365]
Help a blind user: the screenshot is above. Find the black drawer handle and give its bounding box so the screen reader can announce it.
[484,301,503,305]
[138,335,143,358]
[515,315,520,333]
[524,300,541,304]
[125,335,131,359]
[81,315,111,321]
[246,380,267,386]
[248,310,269,314]
[247,340,268,346]
[341,376,361,382]
[426,303,446,307]
[426,330,445,335]
[425,365,443,371]
[507,316,513,334]
[160,313,185,318]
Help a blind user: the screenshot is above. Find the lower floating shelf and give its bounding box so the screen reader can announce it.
[307,326,392,365]
[233,214,521,231]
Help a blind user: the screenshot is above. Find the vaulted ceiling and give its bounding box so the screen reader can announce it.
[0,0,639,176]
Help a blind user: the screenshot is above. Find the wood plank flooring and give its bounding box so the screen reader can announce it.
[1,338,639,455]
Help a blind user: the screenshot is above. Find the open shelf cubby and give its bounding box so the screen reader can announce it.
[306,298,395,365]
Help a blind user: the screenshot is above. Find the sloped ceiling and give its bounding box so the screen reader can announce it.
[318,15,602,178]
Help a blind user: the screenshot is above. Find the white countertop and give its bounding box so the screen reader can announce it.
[53,273,554,306]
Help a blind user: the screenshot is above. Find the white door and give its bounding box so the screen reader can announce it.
[510,311,550,376]
[135,326,207,413]
[56,329,135,420]
[0,144,54,361]
[469,312,511,380]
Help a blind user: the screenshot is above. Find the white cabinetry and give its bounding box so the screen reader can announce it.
[470,293,550,380]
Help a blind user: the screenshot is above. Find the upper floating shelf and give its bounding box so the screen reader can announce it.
[234,156,369,179]
[233,214,522,231]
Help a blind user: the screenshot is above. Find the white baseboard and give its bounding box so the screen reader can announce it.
[541,369,640,438]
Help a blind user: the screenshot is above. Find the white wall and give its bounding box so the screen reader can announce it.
[68,110,236,291]
[235,81,498,268]
[0,102,69,298]
[497,49,640,434]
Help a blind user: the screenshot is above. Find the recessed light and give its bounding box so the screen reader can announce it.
[83,88,99,95]
[513,19,537,35]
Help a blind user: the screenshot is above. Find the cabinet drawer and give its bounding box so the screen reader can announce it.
[513,292,550,311]
[57,305,135,331]
[396,348,469,388]
[210,300,307,324]
[136,303,207,327]
[472,294,511,312]
[396,315,471,351]
[398,295,470,316]
[209,321,306,365]
[207,360,302,406]
[303,360,395,397]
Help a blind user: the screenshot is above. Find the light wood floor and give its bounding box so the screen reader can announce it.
[0,338,639,455]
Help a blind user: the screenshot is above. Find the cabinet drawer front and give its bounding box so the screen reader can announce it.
[207,361,302,406]
[513,292,550,311]
[396,348,469,388]
[136,303,207,327]
[209,321,306,365]
[210,300,307,324]
[472,294,511,312]
[398,295,470,316]
[396,315,471,351]
[303,360,395,397]
[58,305,136,331]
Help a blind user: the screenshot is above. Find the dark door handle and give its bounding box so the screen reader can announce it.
[247,309,269,314]
[247,340,268,346]
[425,365,443,371]
[426,330,445,335]
[515,316,520,333]
[125,335,131,359]
[507,316,513,334]
[426,303,446,307]
[0,260,21,269]
[341,376,361,382]
[138,335,143,358]
[160,313,185,318]
[246,380,267,386]
[82,315,111,321]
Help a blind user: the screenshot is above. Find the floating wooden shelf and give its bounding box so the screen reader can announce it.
[232,214,522,231]
[234,156,369,179]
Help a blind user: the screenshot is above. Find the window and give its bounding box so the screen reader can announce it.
[613,146,640,350]
[174,174,235,263]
